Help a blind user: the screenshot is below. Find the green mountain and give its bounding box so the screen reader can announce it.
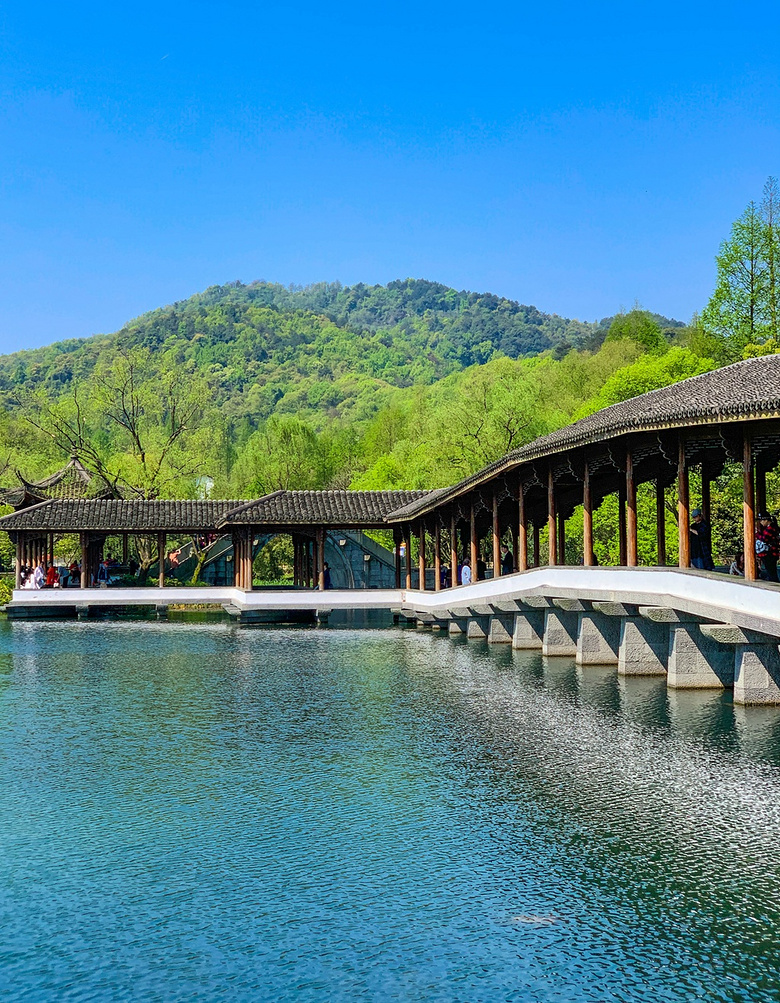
[0,278,682,427]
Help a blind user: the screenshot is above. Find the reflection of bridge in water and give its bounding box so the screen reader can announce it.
[5,355,780,703]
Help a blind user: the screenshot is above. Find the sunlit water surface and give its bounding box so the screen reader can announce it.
[1,618,780,1001]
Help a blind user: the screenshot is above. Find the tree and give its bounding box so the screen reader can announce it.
[604,309,667,353]
[762,176,780,340]
[701,200,770,357]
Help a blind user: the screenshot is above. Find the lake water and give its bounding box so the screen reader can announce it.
[1,618,780,1002]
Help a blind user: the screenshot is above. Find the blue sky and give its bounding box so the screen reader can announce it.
[0,1,778,353]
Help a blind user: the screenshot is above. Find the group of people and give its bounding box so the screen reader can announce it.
[691,508,780,582]
[19,560,82,590]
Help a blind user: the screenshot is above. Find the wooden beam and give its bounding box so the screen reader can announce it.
[547,467,557,565]
[404,526,412,590]
[626,450,638,567]
[678,437,690,569]
[158,532,166,588]
[583,462,593,567]
[518,486,528,571]
[418,521,426,591]
[656,480,666,566]
[492,491,501,577]
[470,501,478,579]
[434,521,441,591]
[450,513,457,587]
[744,433,757,581]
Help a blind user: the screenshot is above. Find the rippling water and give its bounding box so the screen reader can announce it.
[1,618,780,1001]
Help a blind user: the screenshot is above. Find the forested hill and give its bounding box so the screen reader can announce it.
[0,279,682,424]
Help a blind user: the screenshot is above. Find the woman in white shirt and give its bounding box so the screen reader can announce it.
[461,558,472,585]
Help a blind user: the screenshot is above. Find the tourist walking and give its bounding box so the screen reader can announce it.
[45,564,59,588]
[689,509,714,570]
[322,562,332,589]
[461,558,472,585]
[33,561,45,589]
[756,513,780,582]
[501,545,514,576]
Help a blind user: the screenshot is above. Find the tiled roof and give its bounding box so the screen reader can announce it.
[0,498,247,533]
[385,354,780,519]
[219,489,435,526]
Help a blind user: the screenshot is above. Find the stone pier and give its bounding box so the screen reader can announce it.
[543,601,579,656]
[701,625,780,705]
[660,613,733,689]
[577,602,622,665]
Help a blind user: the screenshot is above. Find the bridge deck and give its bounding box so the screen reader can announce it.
[6,566,780,636]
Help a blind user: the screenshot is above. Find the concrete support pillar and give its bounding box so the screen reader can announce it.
[448,619,467,635]
[467,616,489,639]
[618,617,668,676]
[668,623,733,689]
[576,611,620,665]
[512,609,545,649]
[542,609,578,656]
[700,624,780,705]
[487,613,514,644]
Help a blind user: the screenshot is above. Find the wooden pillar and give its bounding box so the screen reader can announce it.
[656,480,666,566]
[434,521,441,591]
[158,532,166,588]
[312,531,320,590]
[469,501,478,578]
[14,535,21,588]
[404,526,412,590]
[755,465,767,516]
[583,462,594,567]
[618,482,627,566]
[518,486,528,571]
[533,521,540,568]
[626,450,638,567]
[80,532,88,588]
[316,529,325,591]
[245,529,254,591]
[492,491,501,577]
[450,513,458,587]
[393,529,402,589]
[678,438,690,569]
[418,521,426,591]
[547,467,557,565]
[744,433,757,582]
[557,512,566,565]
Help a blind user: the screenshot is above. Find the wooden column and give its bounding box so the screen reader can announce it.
[418,521,426,591]
[450,513,457,587]
[492,491,501,577]
[14,535,21,589]
[312,531,320,589]
[678,438,690,569]
[583,462,594,567]
[404,526,412,589]
[80,532,88,588]
[557,512,566,565]
[755,464,767,516]
[744,433,757,581]
[618,482,627,566]
[245,529,254,591]
[656,480,666,566]
[434,521,441,591]
[393,529,402,588]
[158,532,166,588]
[626,450,638,567]
[547,467,557,565]
[469,502,478,578]
[316,529,325,591]
[518,486,528,571]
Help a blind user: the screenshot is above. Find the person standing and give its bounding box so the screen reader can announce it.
[460,558,472,585]
[500,545,514,576]
[322,562,332,590]
[756,513,780,582]
[33,561,45,589]
[689,508,714,570]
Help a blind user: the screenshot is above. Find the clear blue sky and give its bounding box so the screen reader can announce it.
[0,1,778,353]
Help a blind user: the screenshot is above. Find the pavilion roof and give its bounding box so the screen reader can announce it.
[0,498,247,533]
[383,354,780,520]
[218,489,435,527]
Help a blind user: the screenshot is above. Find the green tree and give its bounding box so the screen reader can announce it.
[604,309,667,353]
[702,200,770,358]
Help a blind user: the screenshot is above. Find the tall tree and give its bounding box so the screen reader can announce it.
[762,176,780,340]
[702,200,770,356]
